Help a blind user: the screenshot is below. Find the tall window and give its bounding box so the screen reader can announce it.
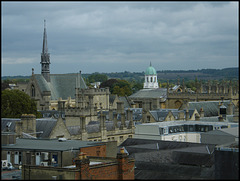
[7,151,11,163]
[31,84,35,97]
[150,77,153,82]
[14,152,19,164]
[36,152,41,165]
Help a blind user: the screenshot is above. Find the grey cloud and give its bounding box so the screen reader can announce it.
[1,1,238,76]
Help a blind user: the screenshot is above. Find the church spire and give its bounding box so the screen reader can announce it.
[41,19,50,82]
[42,19,48,54]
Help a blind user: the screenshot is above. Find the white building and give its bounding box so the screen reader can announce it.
[143,62,159,89]
[134,120,238,143]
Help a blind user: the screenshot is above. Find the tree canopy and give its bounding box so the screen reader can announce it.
[1,89,41,118]
[87,73,108,83]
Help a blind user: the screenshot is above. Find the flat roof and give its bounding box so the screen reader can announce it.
[1,138,104,151]
[139,120,239,127]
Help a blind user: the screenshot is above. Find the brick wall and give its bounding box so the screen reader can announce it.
[90,163,119,180]
[22,150,135,180]
[80,144,106,157]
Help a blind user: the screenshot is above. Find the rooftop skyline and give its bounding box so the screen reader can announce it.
[1,1,239,76]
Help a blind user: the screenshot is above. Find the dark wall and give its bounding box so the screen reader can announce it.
[215,150,239,179]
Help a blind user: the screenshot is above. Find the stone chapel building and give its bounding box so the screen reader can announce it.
[24,20,110,112]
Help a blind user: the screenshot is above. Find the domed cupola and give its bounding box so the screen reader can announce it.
[145,62,157,75]
[144,62,159,89]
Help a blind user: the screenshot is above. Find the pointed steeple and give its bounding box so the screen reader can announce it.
[41,19,50,82]
[42,19,48,54]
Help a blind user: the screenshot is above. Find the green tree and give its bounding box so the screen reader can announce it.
[112,80,133,96]
[100,79,119,93]
[87,73,108,83]
[1,89,42,118]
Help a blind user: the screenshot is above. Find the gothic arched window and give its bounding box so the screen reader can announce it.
[31,85,35,97]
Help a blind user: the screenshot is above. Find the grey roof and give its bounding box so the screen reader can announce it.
[1,138,104,151]
[109,95,117,104]
[119,96,131,108]
[126,143,159,150]
[34,73,87,100]
[129,88,167,99]
[138,120,238,128]
[1,118,58,139]
[180,100,233,117]
[67,120,131,135]
[120,138,215,149]
[149,109,195,121]
[173,145,215,154]
[36,118,58,138]
[202,127,239,137]
[1,118,20,132]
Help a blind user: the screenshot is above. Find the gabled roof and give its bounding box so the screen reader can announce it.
[119,96,131,108]
[34,73,87,100]
[149,109,196,121]
[180,100,234,117]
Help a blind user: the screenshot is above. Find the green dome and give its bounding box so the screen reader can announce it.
[145,65,157,75]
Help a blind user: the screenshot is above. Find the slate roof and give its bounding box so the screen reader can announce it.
[34,73,87,100]
[67,120,131,135]
[149,109,190,121]
[119,96,131,108]
[36,118,58,138]
[148,108,193,121]
[1,118,20,132]
[1,118,58,139]
[129,88,167,99]
[180,100,234,117]
[1,138,104,151]
[109,95,117,104]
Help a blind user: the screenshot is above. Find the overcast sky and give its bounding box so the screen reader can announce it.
[1,1,239,76]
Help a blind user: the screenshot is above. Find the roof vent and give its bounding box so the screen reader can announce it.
[58,138,67,142]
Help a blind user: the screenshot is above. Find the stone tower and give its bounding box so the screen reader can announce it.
[143,62,159,89]
[41,19,50,82]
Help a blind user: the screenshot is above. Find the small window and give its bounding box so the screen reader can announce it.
[31,84,35,97]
